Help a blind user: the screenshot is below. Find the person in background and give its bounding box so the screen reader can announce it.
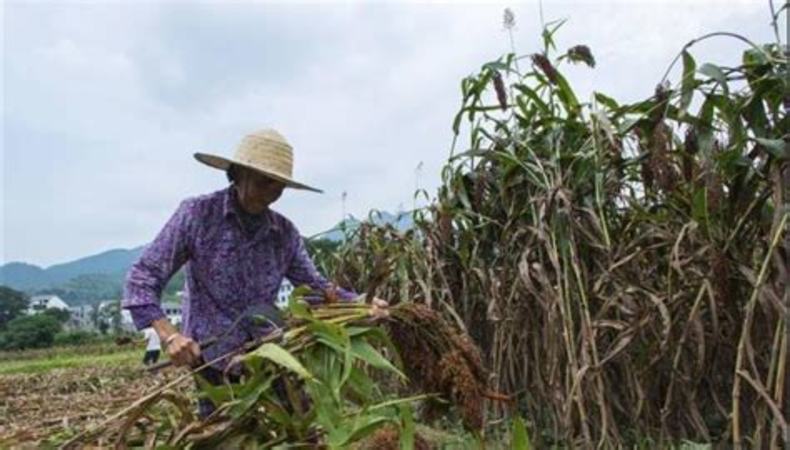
[122,128,388,418]
[141,327,161,365]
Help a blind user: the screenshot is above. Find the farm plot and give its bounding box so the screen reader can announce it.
[0,347,187,447]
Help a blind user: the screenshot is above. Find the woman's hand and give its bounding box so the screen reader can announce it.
[150,318,200,367]
[165,333,201,367]
[369,297,390,319]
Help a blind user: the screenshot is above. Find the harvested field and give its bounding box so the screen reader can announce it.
[0,348,188,447]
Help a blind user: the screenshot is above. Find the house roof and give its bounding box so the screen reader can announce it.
[29,294,70,310]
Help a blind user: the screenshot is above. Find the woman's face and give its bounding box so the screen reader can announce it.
[235,167,286,214]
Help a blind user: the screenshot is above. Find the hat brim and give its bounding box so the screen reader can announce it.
[194,152,323,194]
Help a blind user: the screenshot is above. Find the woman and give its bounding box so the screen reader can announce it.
[122,128,388,417]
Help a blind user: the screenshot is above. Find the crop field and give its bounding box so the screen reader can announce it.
[0,344,186,447]
[0,305,500,449]
[314,19,789,449]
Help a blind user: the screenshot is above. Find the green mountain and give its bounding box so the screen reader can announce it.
[0,247,144,303]
[0,262,47,291]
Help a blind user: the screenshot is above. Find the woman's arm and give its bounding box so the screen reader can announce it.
[123,199,200,366]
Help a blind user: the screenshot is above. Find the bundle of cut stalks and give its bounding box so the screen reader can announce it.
[355,425,432,450]
[300,301,489,431]
[387,303,488,431]
[57,302,487,449]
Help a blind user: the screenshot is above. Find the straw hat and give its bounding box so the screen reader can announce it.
[194,129,322,193]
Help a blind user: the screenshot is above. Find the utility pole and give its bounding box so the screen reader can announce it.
[414,161,423,211]
[341,191,348,243]
[341,191,347,222]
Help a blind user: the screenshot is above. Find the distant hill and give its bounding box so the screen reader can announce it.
[0,262,47,291]
[0,247,144,292]
[318,210,415,242]
[46,248,144,282]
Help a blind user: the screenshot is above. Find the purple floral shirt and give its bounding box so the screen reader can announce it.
[122,187,356,368]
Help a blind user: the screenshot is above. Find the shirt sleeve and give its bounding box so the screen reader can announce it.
[128,304,167,330]
[122,199,193,329]
[285,233,358,305]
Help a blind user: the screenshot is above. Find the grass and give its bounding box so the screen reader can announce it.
[0,346,150,375]
[0,340,128,362]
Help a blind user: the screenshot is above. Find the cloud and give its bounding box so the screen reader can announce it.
[2,0,772,266]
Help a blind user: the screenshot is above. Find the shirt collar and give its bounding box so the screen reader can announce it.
[222,186,281,232]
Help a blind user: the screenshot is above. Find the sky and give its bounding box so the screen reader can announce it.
[0,0,779,267]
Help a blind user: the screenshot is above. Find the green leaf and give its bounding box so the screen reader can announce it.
[309,330,353,399]
[482,60,512,73]
[679,50,697,113]
[291,284,313,300]
[554,71,580,114]
[455,176,473,210]
[743,95,769,137]
[452,109,465,135]
[450,148,491,162]
[346,366,377,401]
[541,19,566,52]
[707,93,735,122]
[460,77,471,99]
[194,375,234,406]
[350,339,406,379]
[399,404,415,450]
[694,97,715,158]
[259,399,292,427]
[594,92,620,111]
[346,326,373,338]
[628,98,658,114]
[366,394,435,412]
[515,85,550,115]
[698,63,727,88]
[755,137,789,160]
[327,426,351,448]
[692,187,709,234]
[229,374,274,418]
[512,416,531,450]
[332,414,393,447]
[244,343,314,381]
[338,338,354,394]
[307,380,340,430]
[743,47,768,67]
[309,319,349,349]
[288,285,314,319]
[618,117,641,134]
[470,70,493,98]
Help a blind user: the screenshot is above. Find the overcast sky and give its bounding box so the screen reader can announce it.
[1,0,778,267]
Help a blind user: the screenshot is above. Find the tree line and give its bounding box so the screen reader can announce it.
[0,285,125,350]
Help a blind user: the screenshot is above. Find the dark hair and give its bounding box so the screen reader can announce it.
[226,164,238,183]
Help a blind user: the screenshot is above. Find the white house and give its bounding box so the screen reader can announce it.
[120,310,135,331]
[161,301,183,326]
[276,279,294,308]
[27,294,69,314]
[67,305,93,330]
[96,300,136,332]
